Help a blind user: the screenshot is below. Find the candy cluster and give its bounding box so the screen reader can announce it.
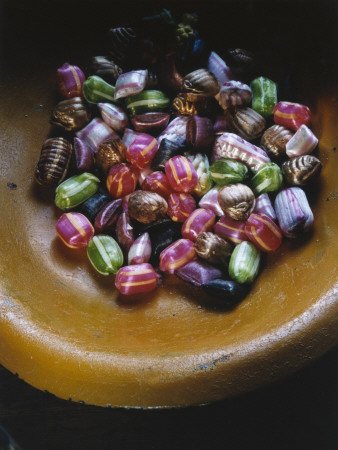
[34,9,321,305]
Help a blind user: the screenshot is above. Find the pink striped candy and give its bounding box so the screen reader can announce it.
[214,215,248,245]
[56,212,94,248]
[142,171,173,199]
[126,133,158,169]
[181,208,216,242]
[167,193,196,222]
[159,239,196,274]
[273,101,311,131]
[217,80,252,109]
[115,263,159,295]
[98,103,128,133]
[128,232,152,265]
[106,163,138,198]
[253,193,276,221]
[207,51,232,86]
[285,124,318,158]
[56,63,85,99]
[245,213,283,252]
[137,165,153,186]
[122,128,141,148]
[76,118,117,152]
[165,155,198,193]
[114,70,148,100]
[199,187,224,217]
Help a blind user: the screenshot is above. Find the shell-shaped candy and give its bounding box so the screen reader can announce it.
[165,155,198,193]
[96,136,126,175]
[158,116,189,148]
[199,187,224,217]
[142,171,173,199]
[186,153,213,197]
[34,137,72,187]
[114,70,148,100]
[186,115,214,152]
[115,263,159,296]
[207,51,232,86]
[218,183,256,221]
[87,235,123,275]
[273,101,311,130]
[127,232,152,265]
[131,112,170,135]
[181,208,216,242]
[172,92,212,116]
[167,193,196,222]
[209,158,249,186]
[94,199,122,233]
[229,241,261,284]
[151,138,185,171]
[230,107,266,141]
[83,75,116,104]
[116,211,134,252]
[226,48,255,80]
[217,81,252,109]
[72,138,95,173]
[250,76,277,118]
[98,103,128,133]
[253,193,276,221]
[274,187,314,238]
[55,172,100,211]
[183,69,220,97]
[282,155,322,186]
[75,189,111,223]
[56,212,94,248]
[126,133,158,169]
[214,215,249,244]
[124,90,170,116]
[285,124,318,158]
[159,239,196,274]
[251,162,283,195]
[88,56,123,84]
[50,97,91,131]
[260,124,294,160]
[202,278,249,304]
[245,213,283,252]
[128,191,168,224]
[175,259,223,287]
[108,26,136,67]
[106,163,138,198]
[195,231,232,266]
[76,118,117,153]
[56,63,85,99]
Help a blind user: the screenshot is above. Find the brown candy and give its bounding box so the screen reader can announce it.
[282,155,322,186]
[172,92,213,116]
[260,125,294,160]
[96,136,126,175]
[88,56,123,84]
[218,183,256,221]
[230,106,266,141]
[186,115,214,152]
[50,97,91,131]
[183,69,220,97]
[195,232,232,266]
[128,191,168,224]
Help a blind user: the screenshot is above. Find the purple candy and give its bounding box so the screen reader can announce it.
[175,259,223,287]
[76,118,117,152]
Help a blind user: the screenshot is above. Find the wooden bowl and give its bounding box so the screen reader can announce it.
[0,0,337,407]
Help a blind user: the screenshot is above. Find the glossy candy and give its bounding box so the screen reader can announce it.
[260,125,294,160]
[125,133,158,169]
[88,56,123,84]
[75,189,111,223]
[207,51,232,85]
[199,188,224,217]
[115,263,159,296]
[151,138,184,171]
[229,241,261,284]
[202,279,249,304]
[128,191,168,224]
[186,115,214,153]
[155,53,183,94]
[159,239,196,274]
[108,27,136,67]
[87,235,123,275]
[72,138,95,173]
[98,103,128,133]
[172,92,212,116]
[56,212,94,248]
[230,107,266,141]
[34,137,72,187]
[127,232,152,265]
[181,208,216,242]
[148,223,182,266]
[55,172,100,211]
[50,97,91,131]
[124,90,170,116]
[251,162,283,195]
[209,158,249,186]
[186,153,213,198]
[94,199,122,233]
[76,118,117,153]
[226,48,256,81]
[158,116,189,147]
[122,128,141,148]
[253,193,276,221]
[282,155,322,186]
[165,155,198,193]
[245,213,283,252]
[83,76,116,104]
[183,69,220,97]
[167,193,196,222]
[273,101,311,130]
[142,171,173,199]
[175,259,223,287]
[213,112,232,136]
[116,211,134,252]
[56,63,85,99]
[114,70,148,100]
[106,163,138,198]
[137,165,152,186]
[217,81,251,109]
[218,183,256,221]
[195,232,232,266]
[96,136,126,175]
[285,125,318,158]
[250,76,277,118]
[131,112,170,135]
[214,215,248,244]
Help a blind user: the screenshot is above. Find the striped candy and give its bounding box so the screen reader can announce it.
[56,63,85,99]
[82,75,115,104]
[250,76,277,118]
[165,155,198,193]
[217,80,252,109]
[126,133,158,169]
[245,213,283,252]
[106,163,138,198]
[157,115,189,147]
[137,165,153,186]
[167,193,196,222]
[229,241,261,284]
[209,158,249,186]
[285,124,318,158]
[159,239,196,274]
[128,232,152,265]
[187,153,213,198]
[199,187,224,217]
[214,215,248,244]
[124,90,170,116]
[55,172,100,211]
[207,51,232,86]
[181,208,216,242]
[56,212,94,248]
[114,70,148,100]
[142,171,173,199]
[98,103,128,133]
[76,118,117,153]
[253,193,276,221]
[273,101,311,130]
[115,263,159,295]
[251,162,283,195]
[87,235,124,275]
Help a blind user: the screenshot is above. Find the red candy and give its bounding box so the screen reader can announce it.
[165,155,198,193]
[106,163,138,198]
[56,212,94,248]
[159,239,196,274]
[214,215,248,244]
[167,193,196,222]
[181,208,216,242]
[245,213,283,252]
[125,133,158,169]
[273,101,311,131]
[142,171,173,199]
[115,263,159,295]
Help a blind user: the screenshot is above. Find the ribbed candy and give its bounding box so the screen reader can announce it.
[172,92,212,116]
[83,76,116,104]
[245,213,283,252]
[195,232,232,266]
[213,133,270,172]
[50,97,91,132]
[207,51,232,85]
[181,208,216,242]
[274,187,314,238]
[273,101,311,130]
[114,70,148,100]
[56,63,85,99]
[253,193,276,221]
[55,172,100,211]
[167,193,196,222]
[218,183,256,221]
[124,90,170,116]
[230,107,266,141]
[260,124,294,160]
[250,76,277,118]
[115,263,159,295]
[186,153,213,197]
[251,162,283,195]
[131,113,170,135]
[127,232,152,265]
[209,158,249,186]
[183,69,220,96]
[186,115,215,153]
[214,215,248,244]
[98,103,128,133]
[199,188,224,217]
[94,199,122,233]
[285,125,318,158]
[72,138,94,173]
[76,118,117,153]
[56,212,94,248]
[88,56,123,84]
[142,171,173,199]
[108,26,136,67]
[175,259,223,287]
[106,163,138,198]
[96,136,126,175]
[165,155,198,193]
[229,241,261,284]
[87,235,123,275]
[282,155,322,186]
[159,239,196,274]
[217,81,251,109]
[126,133,158,169]
[128,191,168,224]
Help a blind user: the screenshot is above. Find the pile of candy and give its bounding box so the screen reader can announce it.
[34,9,322,304]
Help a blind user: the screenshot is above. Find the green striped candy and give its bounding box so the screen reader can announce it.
[124,90,170,116]
[55,172,100,211]
[83,75,115,104]
[251,162,283,195]
[209,159,249,186]
[229,241,261,284]
[87,235,124,275]
[250,76,277,118]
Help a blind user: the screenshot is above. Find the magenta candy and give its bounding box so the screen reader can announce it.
[273,101,311,131]
[76,118,117,152]
[98,103,128,133]
[122,194,131,212]
[115,263,159,295]
[116,211,134,252]
[94,199,122,233]
[186,115,215,152]
[199,188,224,217]
[245,213,283,252]
[126,133,158,169]
[175,259,223,287]
[127,232,152,265]
[137,165,152,186]
[142,171,173,199]
[217,80,252,109]
[167,192,196,222]
[56,62,85,99]
[214,215,248,245]
[159,239,196,274]
[285,124,318,158]
[72,137,95,173]
[122,128,141,148]
[165,155,198,193]
[114,70,148,100]
[207,51,232,85]
[106,163,138,198]
[181,208,216,242]
[56,212,94,248]
[253,193,276,221]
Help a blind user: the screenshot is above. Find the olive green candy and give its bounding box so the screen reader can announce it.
[83,75,115,104]
[55,172,100,211]
[124,90,170,116]
[251,162,283,195]
[87,235,124,275]
[250,76,277,118]
[209,158,249,186]
[229,241,261,284]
